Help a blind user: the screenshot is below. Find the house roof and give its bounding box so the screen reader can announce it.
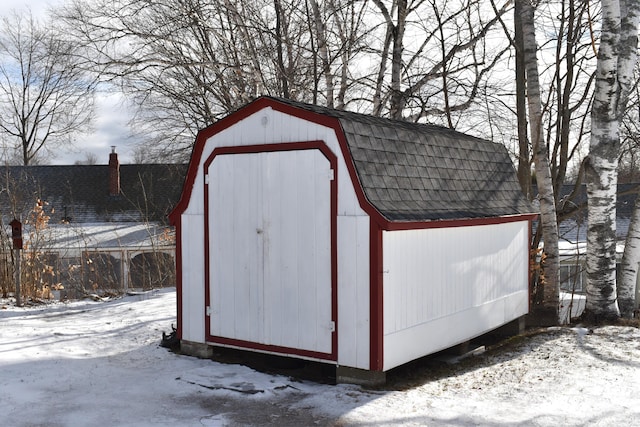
[267,97,535,222]
[42,222,174,251]
[0,163,187,224]
[555,183,639,244]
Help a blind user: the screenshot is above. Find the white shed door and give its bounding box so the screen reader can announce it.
[207,148,333,355]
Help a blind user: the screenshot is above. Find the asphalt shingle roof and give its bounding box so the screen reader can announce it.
[270,97,535,222]
[0,163,186,224]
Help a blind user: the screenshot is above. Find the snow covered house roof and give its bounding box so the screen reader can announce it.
[263,97,535,221]
[42,222,174,252]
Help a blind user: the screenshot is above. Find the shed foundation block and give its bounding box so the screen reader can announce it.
[526,307,558,327]
[494,315,526,336]
[336,366,386,386]
[180,340,214,359]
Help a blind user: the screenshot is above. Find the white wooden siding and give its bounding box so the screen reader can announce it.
[208,149,333,353]
[179,107,370,366]
[382,221,529,370]
[180,214,206,343]
[337,215,371,369]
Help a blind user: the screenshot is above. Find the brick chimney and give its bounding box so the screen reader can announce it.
[108,146,120,196]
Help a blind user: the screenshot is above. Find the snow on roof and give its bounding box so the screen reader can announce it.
[22,222,174,251]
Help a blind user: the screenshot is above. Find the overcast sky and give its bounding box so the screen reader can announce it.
[1,0,137,165]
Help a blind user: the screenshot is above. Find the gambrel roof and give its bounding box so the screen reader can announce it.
[267,97,535,222]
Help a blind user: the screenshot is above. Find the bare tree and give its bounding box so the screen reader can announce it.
[369,0,512,122]
[513,0,531,197]
[519,0,560,322]
[57,0,510,159]
[0,11,96,165]
[618,83,640,316]
[57,0,372,161]
[584,0,639,321]
[619,185,640,317]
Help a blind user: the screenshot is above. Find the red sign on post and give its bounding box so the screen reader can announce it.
[10,219,22,250]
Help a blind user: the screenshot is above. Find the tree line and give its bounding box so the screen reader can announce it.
[0,0,639,321]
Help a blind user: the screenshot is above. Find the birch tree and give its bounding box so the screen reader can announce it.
[584,0,639,321]
[619,188,640,317]
[617,99,640,317]
[519,0,560,321]
[513,0,531,198]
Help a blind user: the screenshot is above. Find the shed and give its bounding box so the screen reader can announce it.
[169,96,537,384]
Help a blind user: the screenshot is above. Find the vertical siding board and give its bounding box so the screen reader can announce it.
[209,155,229,338]
[269,151,293,347]
[265,152,293,348]
[180,215,205,342]
[242,154,263,343]
[355,216,371,368]
[382,233,395,334]
[263,152,279,346]
[296,151,316,351]
[337,217,358,366]
[337,215,370,369]
[208,157,224,338]
[315,152,333,351]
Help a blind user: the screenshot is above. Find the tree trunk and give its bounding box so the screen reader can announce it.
[520,0,560,320]
[371,0,393,116]
[618,190,640,317]
[389,0,407,120]
[273,0,289,98]
[514,0,531,199]
[611,0,640,318]
[309,0,334,107]
[585,0,639,321]
[585,133,620,321]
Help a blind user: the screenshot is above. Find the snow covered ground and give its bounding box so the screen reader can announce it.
[1,289,639,426]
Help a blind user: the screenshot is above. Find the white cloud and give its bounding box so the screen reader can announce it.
[53,92,136,165]
[0,0,57,19]
[2,1,137,165]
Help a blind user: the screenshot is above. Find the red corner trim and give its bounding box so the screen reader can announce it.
[174,215,183,340]
[369,220,384,371]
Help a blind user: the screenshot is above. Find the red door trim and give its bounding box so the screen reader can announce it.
[203,141,338,361]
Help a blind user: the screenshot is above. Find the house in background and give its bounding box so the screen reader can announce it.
[0,149,186,298]
[171,96,537,384]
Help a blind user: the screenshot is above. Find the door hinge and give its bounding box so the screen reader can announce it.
[328,169,335,181]
[206,306,212,316]
[205,174,209,184]
[329,321,335,332]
